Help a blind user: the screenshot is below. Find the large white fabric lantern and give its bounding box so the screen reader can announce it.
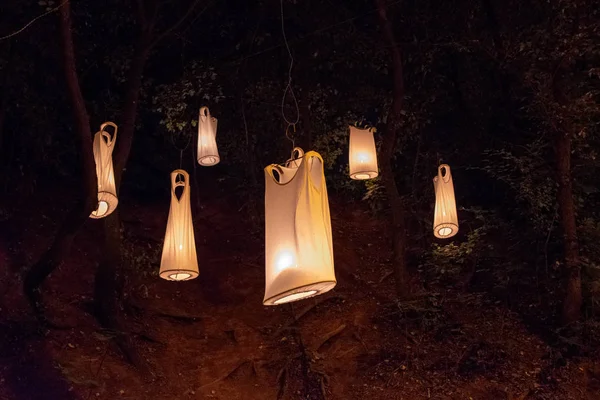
[348,125,378,180]
[90,122,118,219]
[159,169,199,281]
[197,106,219,166]
[433,164,459,239]
[263,149,336,305]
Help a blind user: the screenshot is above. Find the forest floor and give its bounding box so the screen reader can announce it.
[0,184,599,400]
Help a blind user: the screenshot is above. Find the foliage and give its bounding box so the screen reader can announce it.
[153,62,223,134]
[479,143,556,234]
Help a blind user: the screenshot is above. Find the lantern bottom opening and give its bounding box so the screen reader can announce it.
[350,171,378,180]
[159,269,199,281]
[90,192,118,219]
[198,155,220,166]
[274,290,318,304]
[263,280,336,306]
[434,223,459,239]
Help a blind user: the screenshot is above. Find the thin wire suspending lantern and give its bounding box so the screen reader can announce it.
[90,122,118,219]
[197,106,219,166]
[159,169,199,281]
[263,149,336,305]
[348,125,378,180]
[433,164,459,239]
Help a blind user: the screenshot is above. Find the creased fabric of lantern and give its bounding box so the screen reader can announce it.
[348,125,378,180]
[263,149,336,305]
[197,106,219,166]
[90,122,118,219]
[433,164,459,239]
[159,169,199,281]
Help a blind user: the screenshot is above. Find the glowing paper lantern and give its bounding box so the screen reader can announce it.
[90,122,118,219]
[433,164,459,239]
[159,169,199,281]
[197,106,219,166]
[348,125,378,180]
[264,149,336,305]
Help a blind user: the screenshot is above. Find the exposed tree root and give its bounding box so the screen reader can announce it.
[272,295,345,338]
[198,359,257,391]
[154,312,204,324]
[276,353,302,400]
[317,324,346,351]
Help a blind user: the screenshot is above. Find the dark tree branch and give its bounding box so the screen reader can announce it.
[551,68,582,325]
[0,41,13,164]
[150,0,205,49]
[374,0,411,297]
[23,0,97,317]
[135,0,148,27]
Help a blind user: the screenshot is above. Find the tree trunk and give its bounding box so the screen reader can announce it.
[23,0,98,317]
[299,88,312,150]
[555,131,582,324]
[0,42,12,165]
[375,0,411,297]
[93,29,152,370]
[552,62,582,324]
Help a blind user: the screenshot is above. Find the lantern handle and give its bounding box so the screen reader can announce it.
[170,169,190,201]
[199,106,217,137]
[285,147,304,168]
[290,147,304,159]
[99,121,118,146]
[199,106,210,119]
[266,164,287,184]
[438,164,452,183]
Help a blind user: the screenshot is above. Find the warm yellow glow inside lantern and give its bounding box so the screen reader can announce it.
[349,125,378,180]
[90,122,118,219]
[159,169,199,281]
[263,149,336,305]
[433,164,459,239]
[197,106,219,166]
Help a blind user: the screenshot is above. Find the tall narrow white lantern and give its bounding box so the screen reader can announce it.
[348,125,378,180]
[433,164,459,239]
[197,106,219,166]
[159,169,199,281]
[90,122,118,219]
[264,149,336,305]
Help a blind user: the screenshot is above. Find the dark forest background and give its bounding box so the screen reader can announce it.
[0,0,599,399]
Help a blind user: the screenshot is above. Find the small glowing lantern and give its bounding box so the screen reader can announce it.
[159,169,199,281]
[263,149,336,305]
[348,125,378,180]
[197,106,219,166]
[90,122,118,219]
[433,164,459,239]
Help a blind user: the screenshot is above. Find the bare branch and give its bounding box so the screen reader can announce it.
[150,0,208,48]
[0,0,68,42]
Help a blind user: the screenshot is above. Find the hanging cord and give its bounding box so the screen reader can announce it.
[280,0,300,147]
[170,129,192,170]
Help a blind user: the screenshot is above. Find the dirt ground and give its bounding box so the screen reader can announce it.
[0,185,599,400]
